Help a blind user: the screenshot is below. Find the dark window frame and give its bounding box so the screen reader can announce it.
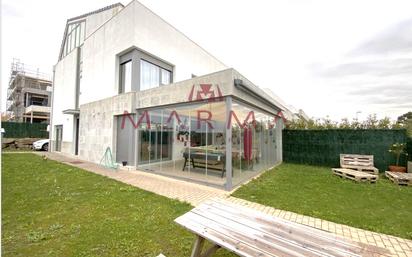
[140,59,172,90]
[119,59,132,94]
[118,49,173,94]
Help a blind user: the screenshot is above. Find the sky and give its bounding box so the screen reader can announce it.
[1,0,412,121]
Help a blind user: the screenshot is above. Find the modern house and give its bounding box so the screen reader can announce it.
[6,60,52,123]
[51,1,286,190]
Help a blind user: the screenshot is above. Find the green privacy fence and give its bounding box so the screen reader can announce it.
[1,122,49,138]
[407,136,412,159]
[282,129,409,172]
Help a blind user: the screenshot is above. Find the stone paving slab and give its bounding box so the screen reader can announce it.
[29,152,412,256]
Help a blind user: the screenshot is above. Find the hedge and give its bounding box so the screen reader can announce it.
[282,129,408,172]
[1,122,49,138]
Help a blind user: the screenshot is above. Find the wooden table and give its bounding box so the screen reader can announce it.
[175,198,389,257]
[182,150,226,177]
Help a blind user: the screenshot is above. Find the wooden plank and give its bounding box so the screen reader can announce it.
[175,199,390,257]
[191,206,351,257]
[179,211,321,257]
[175,215,275,257]
[206,199,387,256]
[207,199,389,256]
[197,202,357,255]
[176,199,389,257]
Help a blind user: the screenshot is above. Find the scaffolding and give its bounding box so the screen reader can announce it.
[6,59,53,123]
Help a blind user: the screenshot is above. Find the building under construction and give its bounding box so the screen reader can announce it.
[6,60,52,123]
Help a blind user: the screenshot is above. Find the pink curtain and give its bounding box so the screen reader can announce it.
[243,128,253,161]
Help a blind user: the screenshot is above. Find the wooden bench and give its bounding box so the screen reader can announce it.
[332,168,378,183]
[175,198,389,257]
[340,154,379,175]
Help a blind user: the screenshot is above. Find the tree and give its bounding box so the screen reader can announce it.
[364,114,379,129]
[338,118,351,129]
[1,112,12,122]
[396,112,412,136]
[397,112,412,123]
[286,114,403,130]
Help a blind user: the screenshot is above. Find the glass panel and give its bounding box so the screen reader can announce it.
[140,60,160,90]
[135,101,227,188]
[80,22,85,43]
[161,68,171,85]
[64,38,68,56]
[76,25,81,47]
[67,34,72,53]
[116,98,281,189]
[230,100,279,186]
[120,61,132,93]
[70,31,75,51]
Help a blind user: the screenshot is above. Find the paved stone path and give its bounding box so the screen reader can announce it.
[29,152,411,256]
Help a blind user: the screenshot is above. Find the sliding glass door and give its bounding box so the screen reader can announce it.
[138,110,172,165]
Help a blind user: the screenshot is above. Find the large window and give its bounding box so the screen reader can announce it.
[135,101,227,187]
[118,50,173,94]
[230,100,281,186]
[61,21,85,59]
[119,61,132,93]
[140,60,172,91]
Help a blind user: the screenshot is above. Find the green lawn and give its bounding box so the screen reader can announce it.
[1,153,234,257]
[233,163,412,240]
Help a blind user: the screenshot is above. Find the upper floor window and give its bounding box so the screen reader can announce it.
[61,21,85,59]
[119,60,132,93]
[118,49,173,94]
[140,59,172,91]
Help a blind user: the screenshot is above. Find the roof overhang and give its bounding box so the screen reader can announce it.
[62,109,80,115]
[234,79,284,112]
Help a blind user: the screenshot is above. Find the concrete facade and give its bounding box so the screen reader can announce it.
[78,69,284,166]
[51,1,286,189]
[51,1,227,153]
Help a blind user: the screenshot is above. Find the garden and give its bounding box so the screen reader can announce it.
[1,154,235,257]
[2,112,412,256]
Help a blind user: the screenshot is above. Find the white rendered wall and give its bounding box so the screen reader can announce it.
[84,6,123,38]
[79,0,227,106]
[51,49,78,151]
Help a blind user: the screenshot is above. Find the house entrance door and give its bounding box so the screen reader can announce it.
[55,125,63,151]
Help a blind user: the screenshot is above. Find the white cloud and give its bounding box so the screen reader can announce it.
[2,0,412,121]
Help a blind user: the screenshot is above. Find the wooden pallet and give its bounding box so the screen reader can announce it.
[340,154,379,175]
[385,171,412,186]
[332,168,378,183]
